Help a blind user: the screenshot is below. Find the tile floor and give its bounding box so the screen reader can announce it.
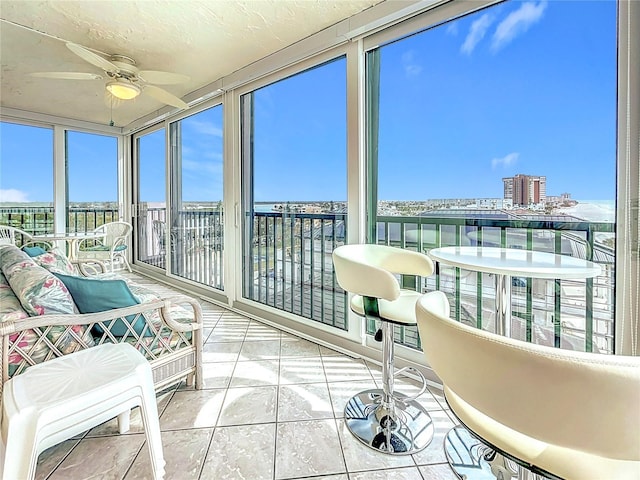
[34,275,460,480]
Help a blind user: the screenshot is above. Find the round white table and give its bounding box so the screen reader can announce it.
[31,232,105,262]
[428,246,602,336]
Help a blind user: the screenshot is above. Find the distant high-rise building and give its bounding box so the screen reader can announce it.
[502,174,546,206]
[502,177,513,201]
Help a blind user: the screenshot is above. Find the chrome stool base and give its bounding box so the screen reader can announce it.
[344,388,434,455]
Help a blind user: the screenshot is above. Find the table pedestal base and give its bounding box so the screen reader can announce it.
[444,426,544,480]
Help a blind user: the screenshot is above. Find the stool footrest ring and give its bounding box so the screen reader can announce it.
[393,366,427,404]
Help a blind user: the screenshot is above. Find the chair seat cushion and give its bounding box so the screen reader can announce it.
[350,289,421,325]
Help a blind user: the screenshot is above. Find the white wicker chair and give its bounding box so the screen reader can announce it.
[0,225,33,247]
[77,221,132,272]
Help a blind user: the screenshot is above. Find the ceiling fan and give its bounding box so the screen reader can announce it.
[31,42,190,109]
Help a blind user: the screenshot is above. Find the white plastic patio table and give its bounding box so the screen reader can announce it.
[1,343,165,480]
[427,246,602,337]
[31,231,105,261]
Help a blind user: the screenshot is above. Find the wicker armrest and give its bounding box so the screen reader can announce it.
[0,300,166,336]
[158,295,204,332]
[71,258,109,276]
[1,296,203,392]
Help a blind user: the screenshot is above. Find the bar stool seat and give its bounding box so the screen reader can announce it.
[1,343,165,480]
[333,243,435,455]
[415,291,640,480]
[350,289,424,326]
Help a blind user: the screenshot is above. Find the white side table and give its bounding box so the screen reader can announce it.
[1,343,165,480]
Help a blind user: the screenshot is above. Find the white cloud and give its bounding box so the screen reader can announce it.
[185,119,223,137]
[491,1,547,52]
[401,51,423,78]
[446,23,458,36]
[0,189,29,202]
[461,13,494,55]
[491,152,519,169]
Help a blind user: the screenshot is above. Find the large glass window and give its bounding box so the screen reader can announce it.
[0,122,54,239]
[241,58,348,328]
[368,0,617,352]
[169,105,224,289]
[66,131,118,233]
[135,128,167,268]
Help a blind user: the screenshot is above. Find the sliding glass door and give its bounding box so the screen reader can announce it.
[169,105,224,289]
[134,127,167,269]
[240,58,348,329]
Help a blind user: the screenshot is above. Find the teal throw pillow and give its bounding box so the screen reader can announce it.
[22,246,47,257]
[54,273,151,337]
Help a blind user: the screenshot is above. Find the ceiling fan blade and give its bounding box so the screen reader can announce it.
[30,72,103,80]
[143,85,188,109]
[66,43,119,72]
[138,70,190,85]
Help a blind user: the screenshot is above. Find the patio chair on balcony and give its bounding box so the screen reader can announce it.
[152,219,176,258]
[77,221,132,272]
[332,243,435,455]
[0,225,33,247]
[415,291,640,480]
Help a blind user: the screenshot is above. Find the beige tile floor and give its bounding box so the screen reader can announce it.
[34,276,461,480]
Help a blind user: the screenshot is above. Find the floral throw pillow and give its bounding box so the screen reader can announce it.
[0,270,29,323]
[32,247,76,275]
[0,245,77,316]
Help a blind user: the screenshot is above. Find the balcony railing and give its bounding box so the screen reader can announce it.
[0,206,118,245]
[136,207,224,290]
[244,211,348,330]
[1,206,615,354]
[0,206,56,240]
[375,215,615,354]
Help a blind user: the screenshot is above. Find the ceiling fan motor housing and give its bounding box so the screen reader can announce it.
[108,55,139,81]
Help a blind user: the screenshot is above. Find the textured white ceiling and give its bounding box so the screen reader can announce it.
[0,0,382,127]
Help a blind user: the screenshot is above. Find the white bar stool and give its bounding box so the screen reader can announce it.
[332,244,435,455]
[1,343,165,480]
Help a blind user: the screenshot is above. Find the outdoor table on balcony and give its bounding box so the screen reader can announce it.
[31,231,105,262]
[426,245,602,480]
[427,246,602,336]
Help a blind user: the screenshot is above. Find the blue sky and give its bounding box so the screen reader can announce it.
[376,0,616,201]
[0,0,617,204]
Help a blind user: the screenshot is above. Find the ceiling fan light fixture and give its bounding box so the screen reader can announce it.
[106,79,140,100]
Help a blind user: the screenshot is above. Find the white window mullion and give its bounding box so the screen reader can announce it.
[616,0,640,355]
[345,38,369,345]
[224,89,238,306]
[53,125,66,234]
